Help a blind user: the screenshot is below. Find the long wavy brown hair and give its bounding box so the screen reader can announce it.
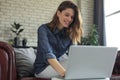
[47,1,83,44]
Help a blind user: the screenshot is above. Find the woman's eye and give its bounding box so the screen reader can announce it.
[64,13,74,20]
[65,14,69,17]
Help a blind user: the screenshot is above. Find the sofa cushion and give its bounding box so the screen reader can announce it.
[14,47,36,77]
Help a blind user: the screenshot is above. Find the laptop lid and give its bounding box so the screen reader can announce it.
[65,45,118,80]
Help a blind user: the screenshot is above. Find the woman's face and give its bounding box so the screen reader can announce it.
[57,8,74,30]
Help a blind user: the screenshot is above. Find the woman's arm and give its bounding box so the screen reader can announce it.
[38,25,66,77]
[48,58,66,77]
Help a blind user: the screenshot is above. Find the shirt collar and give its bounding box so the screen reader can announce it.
[53,27,60,35]
[53,27,67,36]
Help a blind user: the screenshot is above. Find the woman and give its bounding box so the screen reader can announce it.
[34,0,83,78]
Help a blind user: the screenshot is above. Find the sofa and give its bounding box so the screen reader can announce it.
[0,41,120,80]
[112,51,120,74]
[0,41,50,80]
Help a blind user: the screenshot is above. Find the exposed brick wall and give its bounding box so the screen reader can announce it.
[80,0,94,36]
[0,0,94,46]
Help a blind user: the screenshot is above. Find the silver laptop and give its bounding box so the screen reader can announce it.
[62,45,117,80]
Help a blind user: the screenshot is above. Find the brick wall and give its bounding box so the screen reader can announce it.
[80,0,94,36]
[0,0,94,46]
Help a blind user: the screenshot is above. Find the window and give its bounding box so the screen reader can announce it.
[104,0,120,50]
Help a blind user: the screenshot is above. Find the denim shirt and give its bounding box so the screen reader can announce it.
[34,24,72,74]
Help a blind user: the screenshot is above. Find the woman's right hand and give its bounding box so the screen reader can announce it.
[48,58,66,77]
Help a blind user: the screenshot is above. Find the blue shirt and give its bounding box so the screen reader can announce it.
[34,24,72,74]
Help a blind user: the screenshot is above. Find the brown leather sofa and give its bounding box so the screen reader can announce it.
[1,41,120,80]
[112,51,120,74]
[0,41,50,80]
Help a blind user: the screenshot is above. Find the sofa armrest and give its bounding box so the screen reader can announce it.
[0,41,17,80]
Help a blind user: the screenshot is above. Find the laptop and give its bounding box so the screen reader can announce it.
[52,45,118,80]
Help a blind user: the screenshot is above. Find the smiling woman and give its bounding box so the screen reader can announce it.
[34,0,83,78]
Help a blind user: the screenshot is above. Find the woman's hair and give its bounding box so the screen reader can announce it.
[47,0,83,44]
